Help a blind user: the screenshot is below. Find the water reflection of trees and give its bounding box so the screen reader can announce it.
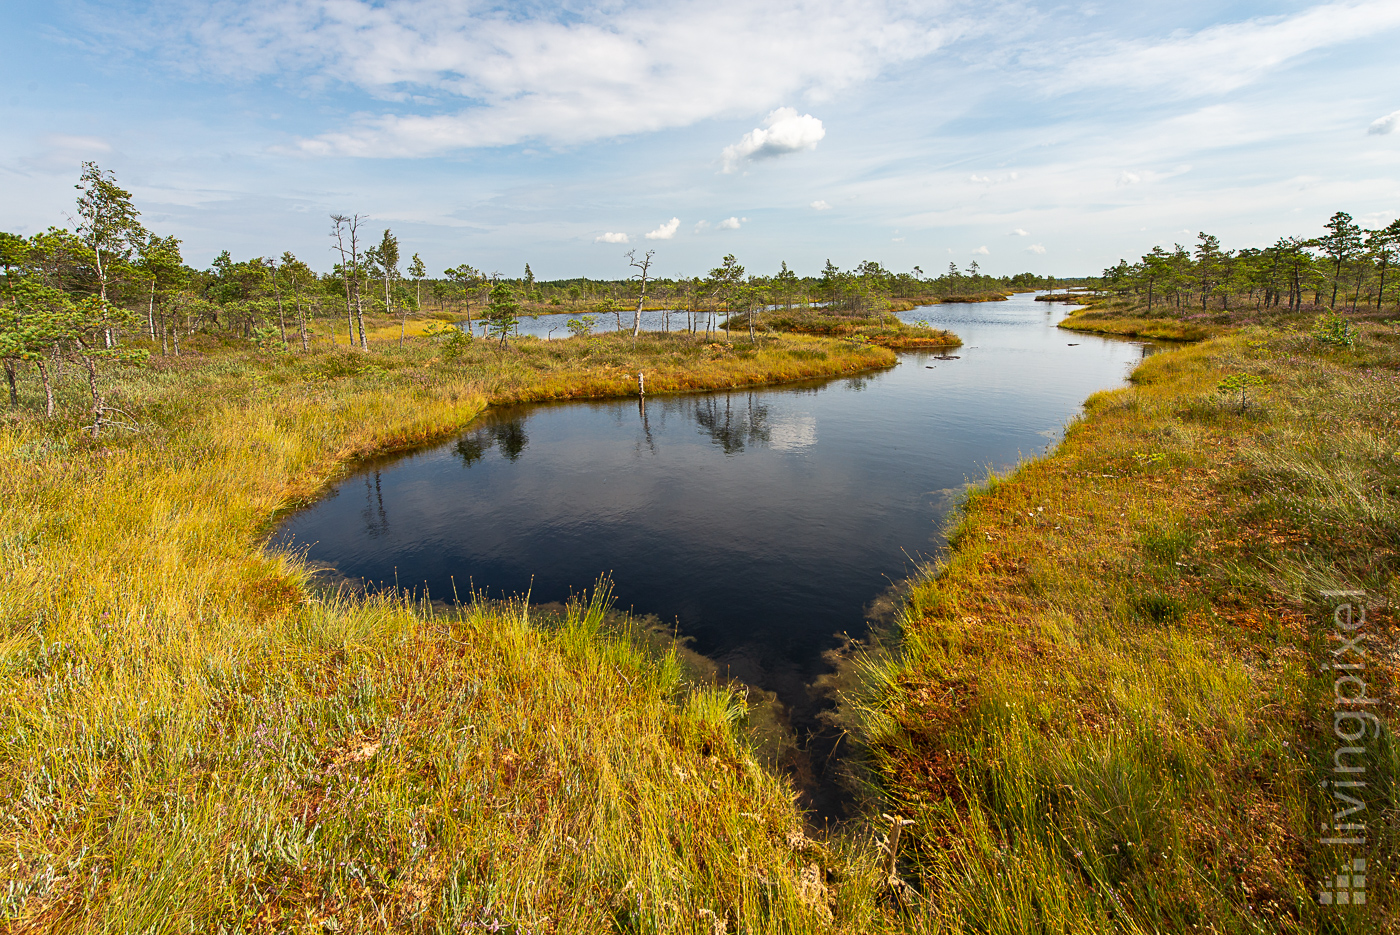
[361,470,389,538]
[691,394,770,453]
[454,417,529,466]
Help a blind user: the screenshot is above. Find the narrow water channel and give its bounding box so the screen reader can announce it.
[272,293,1152,813]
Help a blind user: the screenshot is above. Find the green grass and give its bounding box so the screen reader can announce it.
[833,316,1400,933]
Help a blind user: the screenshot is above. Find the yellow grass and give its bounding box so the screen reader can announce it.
[1058,307,1219,341]
[835,318,1400,933]
[0,332,909,933]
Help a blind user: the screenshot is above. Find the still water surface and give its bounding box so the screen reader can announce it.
[274,294,1150,717]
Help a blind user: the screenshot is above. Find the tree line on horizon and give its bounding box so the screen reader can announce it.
[1100,212,1400,313]
[0,164,1062,360]
[14,162,1388,427]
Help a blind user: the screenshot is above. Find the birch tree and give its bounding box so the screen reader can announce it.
[626,249,654,337]
[74,162,144,346]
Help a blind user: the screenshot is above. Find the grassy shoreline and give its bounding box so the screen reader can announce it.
[838,305,1399,932]
[0,331,911,933]
[749,309,962,349]
[7,305,1397,932]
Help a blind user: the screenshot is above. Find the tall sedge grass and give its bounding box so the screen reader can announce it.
[7,313,1395,932]
[835,317,1399,933]
[0,332,904,933]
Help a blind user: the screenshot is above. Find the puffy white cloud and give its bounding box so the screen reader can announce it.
[645,217,680,240]
[969,174,991,183]
[693,220,710,232]
[1369,109,1400,135]
[722,108,825,172]
[811,200,832,210]
[1010,227,1028,236]
[595,231,630,244]
[719,216,745,230]
[1026,244,1046,254]
[972,245,989,255]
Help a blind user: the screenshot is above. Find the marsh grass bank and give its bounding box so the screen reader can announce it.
[0,331,920,933]
[748,308,962,349]
[836,310,1399,932]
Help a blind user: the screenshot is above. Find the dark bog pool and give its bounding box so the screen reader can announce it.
[272,294,1150,801]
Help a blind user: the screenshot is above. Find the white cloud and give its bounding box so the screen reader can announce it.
[972,245,989,255]
[693,220,710,232]
[969,174,991,183]
[123,0,950,157]
[595,231,630,244]
[1046,1,1400,99]
[1117,171,1142,185]
[645,217,679,240]
[722,107,826,172]
[1010,228,1028,236]
[719,216,745,230]
[45,134,112,153]
[811,200,832,210]
[1369,109,1400,135]
[1027,244,1046,254]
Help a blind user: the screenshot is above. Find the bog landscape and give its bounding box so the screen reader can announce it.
[5,2,1400,932]
[1,165,1396,933]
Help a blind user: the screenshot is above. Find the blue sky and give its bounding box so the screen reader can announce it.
[3,0,1399,279]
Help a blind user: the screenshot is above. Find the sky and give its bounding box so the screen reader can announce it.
[3,0,1399,279]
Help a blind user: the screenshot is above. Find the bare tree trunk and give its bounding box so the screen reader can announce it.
[331,214,359,347]
[160,316,169,356]
[295,295,309,352]
[272,267,288,347]
[36,359,54,417]
[4,359,17,408]
[147,279,157,339]
[355,276,367,349]
[627,250,654,338]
